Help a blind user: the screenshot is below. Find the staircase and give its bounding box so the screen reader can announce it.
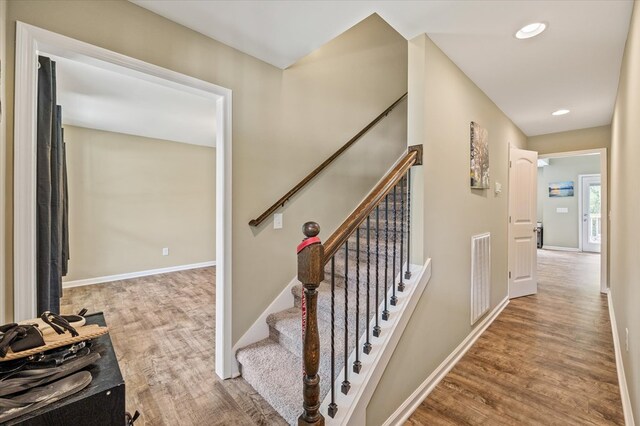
[237,210,406,424]
[240,93,419,426]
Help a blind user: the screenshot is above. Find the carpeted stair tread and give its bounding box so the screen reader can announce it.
[267,306,366,364]
[264,306,371,417]
[292,279,395,326]
[329,250,404,288]
[236,339,303,425]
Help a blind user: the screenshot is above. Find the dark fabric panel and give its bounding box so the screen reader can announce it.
[62,130,70,278]
[37,56,54,314]
[36,56,68,314]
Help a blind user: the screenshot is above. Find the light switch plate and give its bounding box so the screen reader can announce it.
[162,247,169,256]
[274,213,283,229]
[495,182,502,194]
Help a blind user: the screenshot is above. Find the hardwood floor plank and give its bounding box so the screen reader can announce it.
[406,250,625,425]
[61,267,286,426]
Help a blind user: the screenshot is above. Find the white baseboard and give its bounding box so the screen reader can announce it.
[231,275,299,378]
[608,292,636,426]
[62,261,216,289]
[541,245,580,252]
[382,295,510,426]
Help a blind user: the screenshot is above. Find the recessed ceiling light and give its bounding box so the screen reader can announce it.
[552,109,570,116]
[515,22,547,39]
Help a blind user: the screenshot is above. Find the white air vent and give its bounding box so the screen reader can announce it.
[471,233,491,325]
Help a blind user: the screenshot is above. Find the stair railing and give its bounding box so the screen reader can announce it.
[249,93,408,227]
[297,145,422,425]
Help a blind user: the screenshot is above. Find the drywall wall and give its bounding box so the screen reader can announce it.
[610,0,640,421]
[367,34,527,424]
[3,2,407,343]
[537,155,601,249]
[62,126,215,282]
[528,125,611,155]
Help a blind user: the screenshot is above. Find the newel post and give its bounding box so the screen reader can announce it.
[297,222,325,426]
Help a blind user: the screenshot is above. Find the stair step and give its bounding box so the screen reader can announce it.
[236,339,302,425]
[292,279,397,326]
[328,249,405,288]
[268,306,365,363]
[264,305,375,418]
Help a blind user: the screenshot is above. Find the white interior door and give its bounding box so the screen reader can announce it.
[508,147,538,298]
[581,175,602,253]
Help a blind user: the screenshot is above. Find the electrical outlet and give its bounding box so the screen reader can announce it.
[162,247,169,256]
[626,328,629,352]
[274,213,283,229]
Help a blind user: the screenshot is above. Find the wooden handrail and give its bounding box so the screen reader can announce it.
[248,93,408,227]
[322,145,422,263]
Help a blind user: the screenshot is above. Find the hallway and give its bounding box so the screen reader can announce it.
[407,250,624,425]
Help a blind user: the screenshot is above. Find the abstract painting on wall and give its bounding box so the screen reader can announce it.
[470,121,489,189]
[549,181,574,197]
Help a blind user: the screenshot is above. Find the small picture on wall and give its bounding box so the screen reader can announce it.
[470,121,489,189]
[549,181,574,197]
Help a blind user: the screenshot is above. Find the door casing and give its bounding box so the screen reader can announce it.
[13,22,235,379]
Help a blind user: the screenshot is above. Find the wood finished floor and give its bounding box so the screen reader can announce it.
[407,249,624,426]
[61,267,287,426]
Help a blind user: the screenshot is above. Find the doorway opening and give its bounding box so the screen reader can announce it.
[13,22,234,379]
[536,149,608,294]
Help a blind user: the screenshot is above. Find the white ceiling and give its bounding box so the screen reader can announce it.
[131,0,633,136]
[53,54,218,147]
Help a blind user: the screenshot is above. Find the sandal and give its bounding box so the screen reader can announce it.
[0,371,92,423]
[0,322,108,362]
[19,309,87,336]
[0,325,45,358]
[0,350,99,397]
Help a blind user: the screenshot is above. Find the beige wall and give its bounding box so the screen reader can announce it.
[537,155,601,249]
[62,126,215,282]
[611,0,640,421]
[2,3,407,341]
[367,34,527,424]
[528,125,611,155]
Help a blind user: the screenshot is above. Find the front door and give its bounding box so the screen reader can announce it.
[581,175,602,253]
[508,147,538,298]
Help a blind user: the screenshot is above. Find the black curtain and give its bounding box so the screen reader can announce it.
[36,56,69,314]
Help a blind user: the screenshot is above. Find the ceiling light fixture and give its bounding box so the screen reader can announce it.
[552,109,570,116]
[515,22,547,39]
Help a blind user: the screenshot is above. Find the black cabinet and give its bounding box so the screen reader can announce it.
[7,313,125,426]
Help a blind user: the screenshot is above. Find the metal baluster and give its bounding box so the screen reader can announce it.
[341,241,350,394]
[398,175,406,292]
[353,228,362,373]
[328,257,337,418]
[405,169,412,280]
[364,216,372,354]
[373,206,381,337]
[382,194,390,321]
[390,184,398,306]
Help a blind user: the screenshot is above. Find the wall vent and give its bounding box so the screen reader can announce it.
[471,232,491,325]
